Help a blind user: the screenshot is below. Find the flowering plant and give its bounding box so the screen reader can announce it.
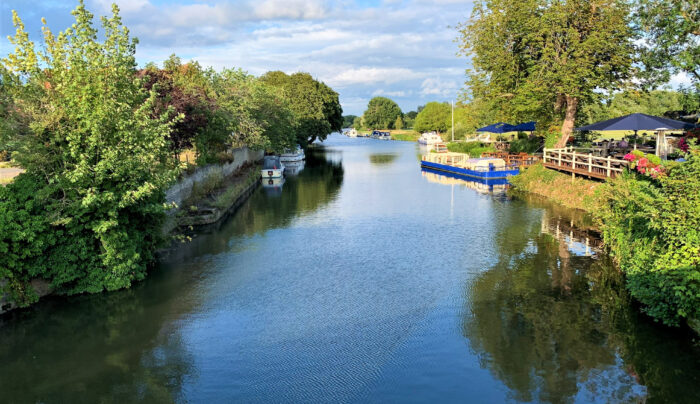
[623,150,664,178]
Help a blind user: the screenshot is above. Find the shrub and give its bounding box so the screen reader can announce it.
[599,148,700,326]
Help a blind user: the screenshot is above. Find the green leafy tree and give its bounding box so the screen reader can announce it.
[414,101,450,134]
[458,0,635,147]
[636,0,699,89]
[260,71,342,145]
[352,116,363,130]
[394,115,404,130]
[342,115,358,128]
[362,97,402,129]
[0,1,178,302]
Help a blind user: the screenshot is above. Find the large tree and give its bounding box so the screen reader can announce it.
[636,0,699,89]
[414,102,450,134]
[260,71,342,145]
[458,0,635,147]
[362,97,403,129]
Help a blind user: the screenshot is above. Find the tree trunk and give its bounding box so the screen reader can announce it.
[555,95,578,148]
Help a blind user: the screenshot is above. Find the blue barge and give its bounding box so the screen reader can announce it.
[420,153,519,180]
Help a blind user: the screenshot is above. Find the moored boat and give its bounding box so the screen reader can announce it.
[417,131,443,145]
[371,130,391,140]
[261,155,284,179]
[280,145,305,162]
[420,152,519,180]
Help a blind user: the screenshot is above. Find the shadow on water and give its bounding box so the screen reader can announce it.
[462,192,700,404]
[0,146,344,403]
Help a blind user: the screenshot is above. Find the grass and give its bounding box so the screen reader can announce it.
[0,177,13,186]
[445,141,497,157]
[390,130,420,141]
[0,161,12,169]
[509,162,604,212]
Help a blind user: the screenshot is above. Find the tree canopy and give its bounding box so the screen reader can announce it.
[260,71,343,145]
[458,0,635,147]
[361,97,403,129]
[414,102,450,134]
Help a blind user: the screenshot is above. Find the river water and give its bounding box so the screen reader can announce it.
[1,135,698,403]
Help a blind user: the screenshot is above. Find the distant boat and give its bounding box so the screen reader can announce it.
[280,145,305,162]
[371,130,391,140]
[346,128,358,137]
[283,160,305,176]
[261,155,284,179]
[418,131,443,145]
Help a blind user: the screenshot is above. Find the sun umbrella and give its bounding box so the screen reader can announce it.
[575,113,696,132]
[476,122,517,133]
[511,121,536,132]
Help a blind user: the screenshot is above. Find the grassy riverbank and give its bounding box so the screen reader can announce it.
[509,163,604,212]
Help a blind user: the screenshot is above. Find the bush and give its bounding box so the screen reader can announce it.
[509,135,542,154]
[446,141,497,157]
[598,148,700,326]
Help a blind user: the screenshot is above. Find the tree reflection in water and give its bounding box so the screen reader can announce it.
[463,194,700,403]
[369,153,398,166]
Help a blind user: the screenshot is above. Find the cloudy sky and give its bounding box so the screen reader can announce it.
[1,0,475,115]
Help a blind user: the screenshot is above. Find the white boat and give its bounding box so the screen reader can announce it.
[371,130,391,140]
[418,131,443,145]
[280,145,305,162]
[345,128,358,138]
[283,160,305,176]
[261,155,284,179]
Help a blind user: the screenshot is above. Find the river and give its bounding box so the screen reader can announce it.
[1,134,698,403]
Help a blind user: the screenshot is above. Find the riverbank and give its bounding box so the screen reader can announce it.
[509,163,604,213]
[510,159,700,334]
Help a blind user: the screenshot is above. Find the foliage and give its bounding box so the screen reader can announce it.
[623,150,664,177]
[394,115,404,130]
[260,71,342,145]
[635,0,700,89]
[342,115,357,128]
[446,141,496,157]
[457,0,635,147]
[578,89,694,125]
[510,163,604,211]
[508,134,541,154]
[414,102,450,134]
[0,2,178,302]
[352,116,363,130]
[361,96,402,129]
[598,150,700,326]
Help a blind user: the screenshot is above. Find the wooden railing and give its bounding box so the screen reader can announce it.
[481,151,540,167]
[542,147,628,179]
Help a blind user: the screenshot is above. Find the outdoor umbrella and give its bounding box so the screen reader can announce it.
[476,122,517,133]
[512,121,536,132]
[576,112,696,159]
[575,113,696,132]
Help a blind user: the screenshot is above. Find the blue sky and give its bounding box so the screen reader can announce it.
[1,0,475,115]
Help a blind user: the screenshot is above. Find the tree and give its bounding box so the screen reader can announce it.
[414,102,450,134]
[0,1,178,302]
[352,116,363,130]
[260,71,342,145]
[342,115,358,128]
[394,115,404,130]
[636,0,700,89]
[362,97,402,129]
[458,0,635,148]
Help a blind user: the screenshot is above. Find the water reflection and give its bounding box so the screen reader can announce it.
[421,168,509,195]
[369,153,398,166]
[463,194,700,403]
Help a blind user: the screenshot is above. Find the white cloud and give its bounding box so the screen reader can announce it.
[372,89,410,97]
[253,0,329,20]
[420,77,459,97]
[328,67,423,87]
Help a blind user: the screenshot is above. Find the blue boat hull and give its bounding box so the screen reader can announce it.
[420,160,519,181]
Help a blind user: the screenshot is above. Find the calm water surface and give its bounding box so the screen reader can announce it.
[1,135,699,403]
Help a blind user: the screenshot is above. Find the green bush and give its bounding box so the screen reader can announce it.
[509,135,542,154]
[446,141,497,157]
[598,149,700,326]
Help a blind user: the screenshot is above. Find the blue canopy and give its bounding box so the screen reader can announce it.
[476,122,517,133]
[512,121,536,132]
[576,113,696,132]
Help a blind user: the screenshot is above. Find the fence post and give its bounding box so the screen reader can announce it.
[543,148,547,163]
[588,153,592,173]
[607,156,611,177]
[558,150,562,166]
[571,150,576,170]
